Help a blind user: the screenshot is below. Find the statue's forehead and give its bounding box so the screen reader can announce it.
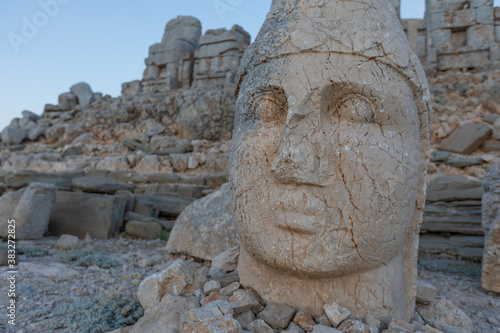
[239,53,412,101]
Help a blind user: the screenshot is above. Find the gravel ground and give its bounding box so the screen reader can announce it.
[1,236,499,333]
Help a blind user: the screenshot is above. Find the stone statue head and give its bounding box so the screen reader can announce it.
[230,0,430,322]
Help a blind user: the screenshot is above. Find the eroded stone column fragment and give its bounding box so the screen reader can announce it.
[230,0,431,324]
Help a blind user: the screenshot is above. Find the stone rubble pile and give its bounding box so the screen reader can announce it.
[123,247,474,333]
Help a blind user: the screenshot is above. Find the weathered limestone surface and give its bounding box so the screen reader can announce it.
[481,163,500,292]
[230,0,430,323]
[167,183,238,260]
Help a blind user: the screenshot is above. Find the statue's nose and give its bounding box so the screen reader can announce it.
[271,102,326,186]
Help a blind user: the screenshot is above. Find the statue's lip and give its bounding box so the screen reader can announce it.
[273,216,320,235]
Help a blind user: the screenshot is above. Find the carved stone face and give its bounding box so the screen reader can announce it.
[230,53,422,278]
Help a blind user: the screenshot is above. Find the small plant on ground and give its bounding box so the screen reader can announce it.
[56,249,119,269]
[44,294,143,333]
[155,231,170,241]
[17,245,47,257]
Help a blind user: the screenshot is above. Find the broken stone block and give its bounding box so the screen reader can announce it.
[338,319,370,332]
[49,191,126,239]
[312,325,343,333]
[284,323,306,333]
[235,310,255,330]
[72,176,135,194]
[56,234,81,250]
[58,92,78,111]
[210,246,240,275]
[438,122,492,154]
[180,300,241,333]
[137,259,207,309]
[257,302,296,330]
[130,295,199,333]
[167,183,239,260]
[229,289,264,315]
[482,139,500,152]
[323,301,351,327]
[416,281,438,304]
[445,156,484,168]
[293,307,316,332]
[248,319,273,333]
[125,221,163,240]
[417,299,473,333]
[204,280,222,295]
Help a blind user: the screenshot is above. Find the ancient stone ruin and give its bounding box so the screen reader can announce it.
[397,0,500,70]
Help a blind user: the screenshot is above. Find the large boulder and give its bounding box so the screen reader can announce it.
[49,191,126,239]
[0,183,57,240]
[70,82,94,108]
[1,119,27,145]
[166,183,239,260]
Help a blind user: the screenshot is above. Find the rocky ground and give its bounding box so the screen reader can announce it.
[0,234,498,333]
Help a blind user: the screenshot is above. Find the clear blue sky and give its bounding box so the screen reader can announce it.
[0,0,497,130]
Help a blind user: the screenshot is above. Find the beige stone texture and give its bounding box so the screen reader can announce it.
[230,0,430,324]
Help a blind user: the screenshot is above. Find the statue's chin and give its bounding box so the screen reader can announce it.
[245,239,395,279]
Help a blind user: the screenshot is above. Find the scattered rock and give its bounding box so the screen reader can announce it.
[130,295,200,333]
[416,281,438,304]
[58,92,78,111]
[204,280,222,295]
[235,310,255,330]
[387,319,413,333]
[482,140,500,152]
[125,221,163,239]
[122,137,155,155]
[438,122,492,155]
[56,234,81,250]
[445,156,484,168]
[210,246,239,275]
[312,325,343,333]
[70,82,94,108]
[22,110,41,122]
[323,301,351,327]
[72,176,135,194]
[137,259,207,309]
[229,289,264,315]
[293,307,317,332]
[220,282,241,297]
[248,319,274,333]
[431,150,451,163]
[417,299,473,333]
[284,322,306,333]
[257,302,296,330]
[167,183,238,260]
[180,300,241,333]
[337,319,370,333]
[2,121,27,145]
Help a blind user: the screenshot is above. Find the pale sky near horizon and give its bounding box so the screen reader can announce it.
[0,0,498,131]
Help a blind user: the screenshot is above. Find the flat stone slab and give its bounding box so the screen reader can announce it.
[439,123,492,154]
[2,170,82,190]
[49,191,126,239]
[426,176,483,202]
[72,176,135,194]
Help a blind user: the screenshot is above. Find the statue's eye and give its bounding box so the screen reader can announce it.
[254,88,288,123]
[336,94,376,123]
